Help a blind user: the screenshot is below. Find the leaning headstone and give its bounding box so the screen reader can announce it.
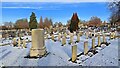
[62,37,66,45]
[72,45,77,62]
[84,41,88,55]
[98,34,101,46]
[30,29,47,57]
[92,37,95,49]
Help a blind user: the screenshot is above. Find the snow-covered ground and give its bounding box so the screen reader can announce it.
[0,34,119,66]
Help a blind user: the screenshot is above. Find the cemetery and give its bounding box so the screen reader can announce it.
[0,1,120,67]
[0,22,119,66]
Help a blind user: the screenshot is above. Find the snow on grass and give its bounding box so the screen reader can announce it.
[0,34,119,66]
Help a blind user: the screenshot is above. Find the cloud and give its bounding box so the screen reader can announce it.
[2,7,42,9]
[1,0,113,2]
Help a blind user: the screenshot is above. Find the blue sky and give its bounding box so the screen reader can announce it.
[1,2,110,25]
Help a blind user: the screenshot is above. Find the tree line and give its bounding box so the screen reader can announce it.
[2,12,54,30]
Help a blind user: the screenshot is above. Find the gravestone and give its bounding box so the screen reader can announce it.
[77,34,80,42]
[86,31,89,39]
[70,33,73,44]
[30,29,47,57]
[110,32,113,39]
[92,37,95,49]
[72,45,77,62]
[46,34,48,39]
[84,41,88,55]
[103,34,106,43]
[64,33,67,38]
[0,32,2,39]
[58,33,61,41]
[18,38,21,47]
[13,38,17,46]
[62,37,66,45]
[113,32,115,39]
[98,34,101,46]
[51,34,54,41]
[23,39,26,48]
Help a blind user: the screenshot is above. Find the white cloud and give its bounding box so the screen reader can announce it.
[1,0,115,2]
[2,7,42,9]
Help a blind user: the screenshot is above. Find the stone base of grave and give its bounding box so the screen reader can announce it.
[24,51,49,59]
[101,42,110,46]
[30,46,47,57]
[88,49,98,55]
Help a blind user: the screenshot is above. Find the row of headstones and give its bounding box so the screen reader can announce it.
[18,29,117,58]
[71,32,117,62]
[45,31,83,45]
[12,38,27,48]
[46,31,111,46]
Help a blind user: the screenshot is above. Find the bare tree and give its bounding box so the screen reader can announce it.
[108,0,120,27]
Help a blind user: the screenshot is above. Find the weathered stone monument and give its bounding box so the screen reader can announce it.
[84,41,88,55]
[72,45,77,62]
[30,29,47,57]
[92,37,95,49]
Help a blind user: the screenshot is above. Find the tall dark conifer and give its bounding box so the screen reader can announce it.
[69,13,79,33]
[29,12,38,30]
